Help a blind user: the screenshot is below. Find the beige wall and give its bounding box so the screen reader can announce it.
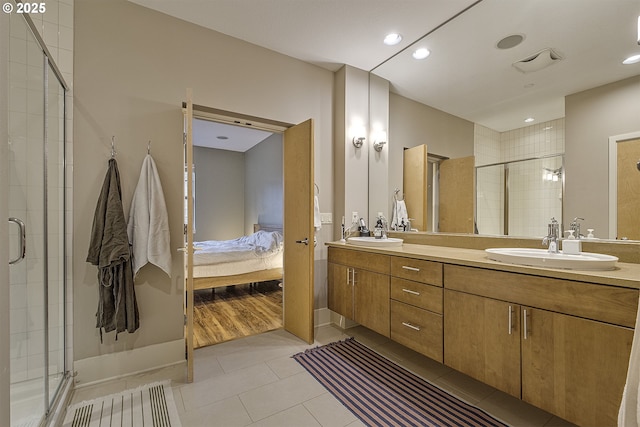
[73,0,333,367]
[565,75,640,238]
[245,133,283,233]
[389,93,475,204]
[193,147,245,241]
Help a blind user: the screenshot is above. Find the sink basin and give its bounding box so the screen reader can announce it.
[485,248,618,270]
[346,237,403,248]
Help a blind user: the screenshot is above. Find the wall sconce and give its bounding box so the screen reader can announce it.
[373,131,387,152]
[352,136,365,148]
[351,122,366,149]
[543,167,562,182]
[373,141,386,152]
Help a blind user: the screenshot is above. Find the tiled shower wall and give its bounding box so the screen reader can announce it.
[474,119,564,237]
[8,0,73,385]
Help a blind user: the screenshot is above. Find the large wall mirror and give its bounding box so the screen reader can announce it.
[369,0,640,240]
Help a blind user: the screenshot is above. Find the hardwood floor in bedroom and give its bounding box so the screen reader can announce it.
[193,281,283,348]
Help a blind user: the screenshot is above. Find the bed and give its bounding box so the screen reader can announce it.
[192,224,283,291]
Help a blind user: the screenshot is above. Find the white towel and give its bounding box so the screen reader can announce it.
[314,195,322,231]
[128,154,172,278]
[618,294,640,426]
[391,200,408,229]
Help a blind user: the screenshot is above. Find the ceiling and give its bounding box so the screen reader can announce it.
[193,119,273,152]
[131,0,640,132]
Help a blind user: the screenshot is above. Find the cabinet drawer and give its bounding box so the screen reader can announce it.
[328,247,390,274]
[391,256,442,286]
[391,277,442,314]
[444,264,639,327]
[391,300,443,362]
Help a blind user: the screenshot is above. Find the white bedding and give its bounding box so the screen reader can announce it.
[192,230,284,278]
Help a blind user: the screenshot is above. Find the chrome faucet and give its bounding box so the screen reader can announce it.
[570,217,584,239]
[542,217,560,253]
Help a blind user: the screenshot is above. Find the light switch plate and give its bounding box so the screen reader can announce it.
[320,213,332,224]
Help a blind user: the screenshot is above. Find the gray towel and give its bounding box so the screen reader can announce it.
[87,158,139,340]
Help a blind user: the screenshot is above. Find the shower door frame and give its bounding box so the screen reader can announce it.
[475,154,565,237]
[6,7,71,426]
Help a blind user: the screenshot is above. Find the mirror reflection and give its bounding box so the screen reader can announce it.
[371,0,640,239]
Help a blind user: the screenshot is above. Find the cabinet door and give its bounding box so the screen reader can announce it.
[327,262,353,319]
[354,269,390,337]
[444,290,521,398]
[522,307,633,427]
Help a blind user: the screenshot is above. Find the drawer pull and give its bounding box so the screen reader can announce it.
[402,288,421,296]
[402,322,421,331]
[508,305,513,335]
[402,266,420,272]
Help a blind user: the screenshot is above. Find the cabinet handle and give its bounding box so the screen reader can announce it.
[402,266,420,272]
[402,288,421,296]
[402,322,421,331]
[508,305,513,335]
[346,267,351,285]
[523,309,529,340]
[352,269,357,285]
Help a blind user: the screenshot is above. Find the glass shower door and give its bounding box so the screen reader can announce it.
[8,12,46,425]
[8,10,68,426]
[46,60,66,408]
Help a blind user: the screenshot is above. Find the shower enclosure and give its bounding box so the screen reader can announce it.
[7,10,70,426]
[475,155,564,237]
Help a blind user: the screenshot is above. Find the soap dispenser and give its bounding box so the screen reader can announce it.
[374,217,383,239]
[562,230,582,255]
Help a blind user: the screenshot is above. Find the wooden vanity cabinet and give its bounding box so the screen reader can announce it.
[521,308,633,427]
[389,256,444,362]
[444,264,637,427]
[327,247,390,337]
[444,290,521,397]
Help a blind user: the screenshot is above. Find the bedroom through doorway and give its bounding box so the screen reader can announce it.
[190,117,285,348]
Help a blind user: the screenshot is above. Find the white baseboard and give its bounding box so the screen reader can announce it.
[314,307,331,326]
[74,339,184,387]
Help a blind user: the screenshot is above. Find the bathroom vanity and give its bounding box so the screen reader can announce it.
[326,241,640,427]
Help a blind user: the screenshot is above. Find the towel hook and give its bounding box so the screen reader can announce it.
[110,136,116,158]
[147,140,152,155]
[314,183,319,195]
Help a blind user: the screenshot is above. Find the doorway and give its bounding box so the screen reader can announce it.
[183,98,315,382]
[191,118,285,348]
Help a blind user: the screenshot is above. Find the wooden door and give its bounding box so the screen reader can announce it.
[439,156,475,233]
[617,138,640,240]
[353,269,390,337]
[444,290,521,398]
[521,308,633,426]
[327,263,353,319]
[283,119,315,344]
[403,145,428,231]
[183,89,195,383]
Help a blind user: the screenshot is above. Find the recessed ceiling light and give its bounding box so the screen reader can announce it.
[622,54,640,65]
[412,48,430,60]
[524,117,535,123]
[496,34,525,50]
[384,33,402,46]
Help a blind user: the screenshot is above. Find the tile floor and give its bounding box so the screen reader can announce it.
[68,324,577,427]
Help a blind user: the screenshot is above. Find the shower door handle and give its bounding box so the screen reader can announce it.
[8,217,26,265]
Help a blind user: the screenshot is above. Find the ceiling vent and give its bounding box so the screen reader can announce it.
[512,48,563,73]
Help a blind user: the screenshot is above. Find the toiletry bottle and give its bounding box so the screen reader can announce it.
[374,217,383,239]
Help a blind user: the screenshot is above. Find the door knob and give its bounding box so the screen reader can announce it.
[295,238,309,245]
